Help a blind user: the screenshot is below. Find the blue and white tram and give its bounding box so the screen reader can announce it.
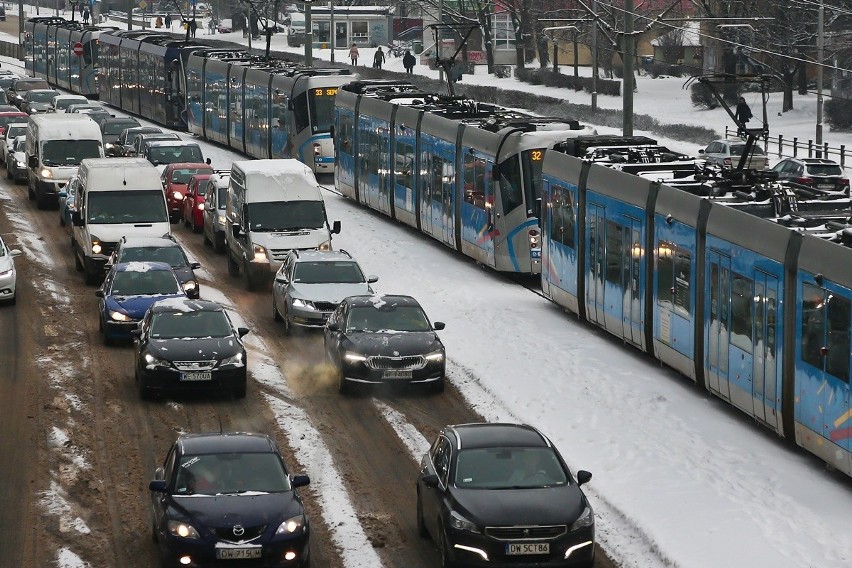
[334,80,596,274]
[540,148,852,477]
[25,18,115,97]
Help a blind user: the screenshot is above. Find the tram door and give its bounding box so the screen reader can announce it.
[622,220,643,346]
[586,204,606,326]
[752,273,779,427]
[707,252,732,400]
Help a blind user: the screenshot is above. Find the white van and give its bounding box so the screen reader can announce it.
[71,158,171,284]
[225,159,340,290]
[26,114,103,209]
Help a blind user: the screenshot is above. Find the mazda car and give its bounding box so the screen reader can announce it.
[96,261,185,344]
[149,432,311,567]
[323,294,445,394]
[107,236,202,299]
[416,423,596,568]
[133,298,249,399]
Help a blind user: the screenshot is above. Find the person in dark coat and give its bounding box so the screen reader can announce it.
[82,7,90,24]
[403,50,416,74]
[735,96,753,136]
[164,13,172,29]
[373,47,385,69]
[189,18,198,38]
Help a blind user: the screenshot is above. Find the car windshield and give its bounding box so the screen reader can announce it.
[149,310,232,339]
[5,124,26,139]
[0,115,26,130]
[87,190,168,224]
[148,145,203,165]
[453,447,568,490]
[110,269,180,296]
[345,305,431,332]
[118,246,188,268]
[15,80,48,92]
[806,163,843,176]
[173,452,291,496]
[245,201,325,232]
[730,144,765,156]
[104,121,139,135]
[41,140,101,166]
[171,167,212,184]
[28,91,57,103]
[56,98,87,110]
[293,261,364,284]
[216,186,227,209]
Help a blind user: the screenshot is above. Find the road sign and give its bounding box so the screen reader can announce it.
[73,42,84,57]
[138,0,147,8]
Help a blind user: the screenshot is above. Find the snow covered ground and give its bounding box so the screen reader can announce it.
[1,8,852,568]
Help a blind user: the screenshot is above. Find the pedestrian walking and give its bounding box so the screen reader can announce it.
[164,13,172,29]
[349,43,359,66]
[373,46,385,69]
[82,7,90,24]
[208,19,216,35]
[189,18,198,38]
[155,15,163,28]
[735,96,753,136]
[403,50,416,74]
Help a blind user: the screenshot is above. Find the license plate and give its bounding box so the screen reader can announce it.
[180,371,212,382]
[506,542,550,555]
[383,370,412,379]
[817,184,835,189]
[215,545,262,560]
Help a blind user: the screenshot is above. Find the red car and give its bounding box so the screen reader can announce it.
[161,162,213,223]
[182,173,212,233]
[0,111,28,137]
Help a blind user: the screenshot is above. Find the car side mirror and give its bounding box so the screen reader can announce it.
[274,275,288,283]
[290,474,310,488]
[206,158,211,165]
[28,155,37,168]
[231,224,242,237]
[9,249,22,257]
[576,470,592,486]
[433,322,445,330]
[331,220,341,234]
[94,290,104,298]
[367,275,378,284]
[148,479,167,493]
[72,211,84,226]
[130,329,142,338]
[58,190,67,198]
[190,262,201,270]
[698,149,705,154]
[327,322,340,332]
[422,474,439,488]
[237,327,250,338]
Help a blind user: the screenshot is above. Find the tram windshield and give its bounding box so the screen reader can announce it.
[308,87,338,133]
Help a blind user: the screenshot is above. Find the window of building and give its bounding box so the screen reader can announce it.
[492,12,516,50]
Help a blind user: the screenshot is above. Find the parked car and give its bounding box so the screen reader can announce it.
[7,77,50,108]
[107,236,202,299]
[116,126,162,157]
[0,7,7,22]
[6,135,26,184]
[273,249,377,334]
[771,157,850,195]
[0,234,22,305]
[416,423,596,568]
[133,299,249,399]
[20,88,60,114]
[217,18,233,33]
[95,261,185,344]
[51,94,89,113]
[148,432,311,566]
[698,138,768,170]
[324,294,446,393]
[0,121,27,165]
[99,117,141,156]
[201,171,230,253]
[182,172,213,233]
[160,162,214,222]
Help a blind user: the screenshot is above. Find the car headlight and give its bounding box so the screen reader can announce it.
[318,240,331,251]
[167,520,200,539]
[292,298,316,310]
[40,168,53,179]
[253,244,267,262]
[109,310,131,322]
[570,504,594,531]
[196,202,204,210]
[144,353,170,369]
[220,353,244,368]
[343,351,367,363]
[217,214,226,225]
[182,280,197,292]
[449,510,479,533]
[15,161,23,168]
[276,514,306,535]
[424,350,445,362]
[172,191,184,200]
[91,237,102,255]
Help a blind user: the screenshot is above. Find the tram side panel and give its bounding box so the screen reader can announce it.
[244,68,271,159]
[356,95,395,215]
[185,53,206,138]
[334,101,356,200]
[227,64,246,154]
[390,105,422,229]
[459,125,505,270]
[202,59,229,146]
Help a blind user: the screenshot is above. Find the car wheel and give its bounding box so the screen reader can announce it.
[242,261,256,291]
[214,234,226,254]
[74,247,84,271]
[84,265,100,285]
[36,191,47,210]
[227,253,240,277]
[137,371,152,401]
[282,305,292,335]
[8,293,15,306]
[432,377,445,394]
[151,519,159,543]
[27,183,34,200]
[233,379,247,399]
[337,366,351,395]
[272,294,282,322]
[59,213,65,227]
[416,490,428,538]
[192,219,202,234]
[437,521,456,568]
[5,165,10,180]
[202,229,212,247]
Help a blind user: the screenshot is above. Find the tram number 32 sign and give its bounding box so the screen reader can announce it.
[73,42,84,57]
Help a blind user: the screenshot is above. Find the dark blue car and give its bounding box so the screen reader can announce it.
[96,261,185,344]
[149,432,311,567]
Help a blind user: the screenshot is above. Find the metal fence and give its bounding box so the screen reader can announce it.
[725,126,849,169]
[0,40,21,61]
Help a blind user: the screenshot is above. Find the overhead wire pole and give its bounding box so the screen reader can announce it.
[816,0,824,153]
[623,0,634,135]
[591,0,598,110]
[305,0,312,66]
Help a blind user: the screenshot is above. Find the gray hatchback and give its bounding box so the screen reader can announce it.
[272,250,377,334]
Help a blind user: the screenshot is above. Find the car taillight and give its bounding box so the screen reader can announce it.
[723,158,731,166]
[793,177,813,185]
[839,178,850,187]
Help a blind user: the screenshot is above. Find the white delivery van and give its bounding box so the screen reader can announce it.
[225,159,341,290]
[27,114,104,209]
[71,158,171,284]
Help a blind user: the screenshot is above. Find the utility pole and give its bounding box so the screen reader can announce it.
[591,0,598,110]
[305,0,312,66]
[622,0,634,135]
[438,0,443,84]
[816,0,824,152]
[330,0,335,63]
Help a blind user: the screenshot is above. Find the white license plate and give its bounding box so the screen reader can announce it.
[180,371,212,382]
[383,370,413,379]
[506,542,550,555]
[817,184,835,189]
[215,546,262,560]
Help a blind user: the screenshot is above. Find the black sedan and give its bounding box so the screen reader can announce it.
[133,298,249,399]
[323,294,446,394]
[416,423,595,568]
[149,432,311,567]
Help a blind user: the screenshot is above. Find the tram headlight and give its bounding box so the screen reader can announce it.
[313,143,321,156]
[528,229,540,249]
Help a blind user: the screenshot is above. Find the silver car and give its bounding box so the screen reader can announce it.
[699,138,768,170]
[272,250,378,334]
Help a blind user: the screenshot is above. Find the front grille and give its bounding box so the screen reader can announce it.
[174,360,217,371]
[213,524,266,543]
[366,355,426,370]
[485,525,567,541]
[100,242,117,257]
[269,249,291,262]
[313,301,338,312]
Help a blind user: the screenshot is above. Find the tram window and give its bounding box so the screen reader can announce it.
[431,157,444,203]
[338,115,353,154]
[308,88,335,133]
[801,283,825,369]
[496,157,523,214]
[464,154,488,210]
[673,248,691,315]
[83,42,94,67]
[549,185,575,249]
[292,92,309,133]
[730,273,753,354]
[826,294,850,383]
[605,221,623,285]
[396,142,413,189]
[656,241,675,308]
[522,149,544,216]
